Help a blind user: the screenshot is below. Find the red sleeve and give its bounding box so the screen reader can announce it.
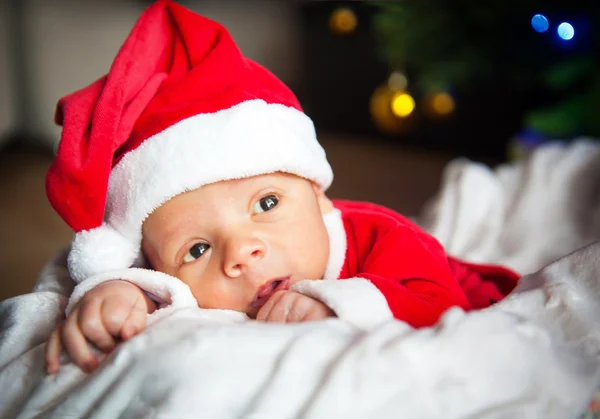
[351,225,471,328]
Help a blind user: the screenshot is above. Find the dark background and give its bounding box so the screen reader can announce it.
[299,1,526,159]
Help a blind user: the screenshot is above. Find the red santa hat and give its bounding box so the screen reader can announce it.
[46,0,333,283]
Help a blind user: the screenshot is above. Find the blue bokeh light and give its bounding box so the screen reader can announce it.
[557,22,575,40]
[531,14,549,33]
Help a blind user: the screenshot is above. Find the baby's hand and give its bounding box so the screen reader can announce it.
[45,280,157,374]
[256,290,335,323]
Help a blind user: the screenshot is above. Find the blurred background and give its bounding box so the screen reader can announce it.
[0,0,598,299]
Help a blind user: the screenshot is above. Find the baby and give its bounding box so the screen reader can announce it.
[44,0,519,374]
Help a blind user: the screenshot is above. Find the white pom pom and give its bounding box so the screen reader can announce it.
[68,223,139,283]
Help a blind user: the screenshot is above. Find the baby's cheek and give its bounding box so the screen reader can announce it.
[179,265,244,311]
[281,223,327,278]
[298,232,330,279]
[190,282,248,312]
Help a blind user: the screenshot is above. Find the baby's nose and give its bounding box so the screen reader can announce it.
[223,236,266,278]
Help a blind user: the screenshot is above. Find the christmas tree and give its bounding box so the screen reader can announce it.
[371,0,599,141]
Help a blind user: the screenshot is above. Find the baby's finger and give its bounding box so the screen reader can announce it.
[100,296,133,338]
[256,290,287,322]
[62,310,97,373]
[120,303,147,340]
[284,294,314,322]
[301,304,334,322]
[79,300,116,353]
[265,291,299,323]
[45,326,63,374]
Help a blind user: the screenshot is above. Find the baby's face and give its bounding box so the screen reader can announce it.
[142,173,332,318]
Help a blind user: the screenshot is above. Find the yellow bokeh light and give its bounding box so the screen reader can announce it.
[370,85,404,133]
[390,92,415,118]
[431,92,455,115]
[329,7,358,35]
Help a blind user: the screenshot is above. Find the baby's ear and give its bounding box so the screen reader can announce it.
[312,183,334,214]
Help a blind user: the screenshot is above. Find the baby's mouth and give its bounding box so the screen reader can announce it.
[250,277,291,309]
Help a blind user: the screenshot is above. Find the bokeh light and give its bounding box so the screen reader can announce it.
[329,7,358,36]
[557,22,575,40]
[370,85,405,133]
[390,92,416,118]
[530,14,549,33]
[388,71,408,91]
[431,92,455,115]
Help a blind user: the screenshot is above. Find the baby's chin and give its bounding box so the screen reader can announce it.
[191,277,325,319]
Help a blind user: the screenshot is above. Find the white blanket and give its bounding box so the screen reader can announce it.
[2,139,600,419]
[419,138,600,274]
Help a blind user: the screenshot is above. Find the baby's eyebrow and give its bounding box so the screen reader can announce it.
[154,225,190,264]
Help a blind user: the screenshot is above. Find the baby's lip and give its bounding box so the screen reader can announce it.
[250,277,291,309]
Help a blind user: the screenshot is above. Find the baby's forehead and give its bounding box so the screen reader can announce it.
[145,172,299,222]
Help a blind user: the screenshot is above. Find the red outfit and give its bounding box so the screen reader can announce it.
[334,200,520,328]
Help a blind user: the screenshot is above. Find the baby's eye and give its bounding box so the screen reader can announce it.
[253,194,279,214]
[183,243,210,263]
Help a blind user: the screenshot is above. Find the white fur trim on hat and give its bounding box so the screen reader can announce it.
[68,223,140,283]
[108,99,332,242]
